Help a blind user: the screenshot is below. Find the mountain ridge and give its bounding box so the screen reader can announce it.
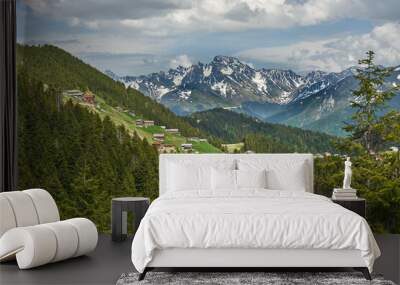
[114,55,357,107]
[109,56,400,136]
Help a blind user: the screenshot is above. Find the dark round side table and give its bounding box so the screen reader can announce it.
[111,197,150,242]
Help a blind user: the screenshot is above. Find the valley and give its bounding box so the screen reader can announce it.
[186,108,338,154]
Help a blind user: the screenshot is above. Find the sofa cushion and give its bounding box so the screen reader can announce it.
[0,192,39,227]
[24,189,60,224]
[65,218,98,257]
[42,221,79,262]
[0,196,16,237]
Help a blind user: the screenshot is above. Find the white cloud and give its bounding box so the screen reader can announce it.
[48,33,170,56]
[24,0,400,36]
[84,21,100,30]
[169,55,193,68]
[67,17,80,27]
[236,22,400,72]
[23,0,191,21]
[20,0,400,74]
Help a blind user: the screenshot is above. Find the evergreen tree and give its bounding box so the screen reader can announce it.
[16,72,160,232]
[344,51,400,155]
[188,108,337,153]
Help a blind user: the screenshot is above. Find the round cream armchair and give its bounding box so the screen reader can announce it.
[0,189,98,269]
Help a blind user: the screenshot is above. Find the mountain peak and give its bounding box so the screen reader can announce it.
[212,55,241,65]
[305,70,327,78]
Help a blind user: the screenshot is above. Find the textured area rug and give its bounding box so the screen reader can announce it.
[116,272,395,285]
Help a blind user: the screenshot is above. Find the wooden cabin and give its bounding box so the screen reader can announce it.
[83,90,95,104]
[143,120,154,127]
[153,133,165,142]
[166,128,179,134]
[62,90,83,97]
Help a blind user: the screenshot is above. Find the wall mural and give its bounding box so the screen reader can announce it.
[16,1,400,233]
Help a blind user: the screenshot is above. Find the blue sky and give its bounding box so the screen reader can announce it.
[17,0,400,76]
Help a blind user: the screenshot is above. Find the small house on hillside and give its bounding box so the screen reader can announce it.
[136,119,144,127]
[166,128,179,134]
[83,90,95,105]
[62,90,83,97]
[143,120,154,127]
[136,119,154,128]
[181,143,192,150]
[153,133,165,141]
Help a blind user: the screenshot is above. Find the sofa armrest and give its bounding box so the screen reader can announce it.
[0,226,57,268]
[0,218,98,269]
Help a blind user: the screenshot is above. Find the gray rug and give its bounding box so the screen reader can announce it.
[116,272,396,285]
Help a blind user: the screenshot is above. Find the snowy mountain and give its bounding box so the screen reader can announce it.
[241,66,400,136]
[108,59,400,136]
[119,55,344,110]
[291,68,357,102]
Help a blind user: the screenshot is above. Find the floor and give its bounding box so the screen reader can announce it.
[374,234,400,284]
[0,235,134,285]
[0,234,399,285]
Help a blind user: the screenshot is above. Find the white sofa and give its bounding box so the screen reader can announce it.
[0,189,98,269]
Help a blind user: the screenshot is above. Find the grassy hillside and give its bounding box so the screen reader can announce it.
[187,108,338,153]
[65,96,220,153]
[222,143,244,153]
